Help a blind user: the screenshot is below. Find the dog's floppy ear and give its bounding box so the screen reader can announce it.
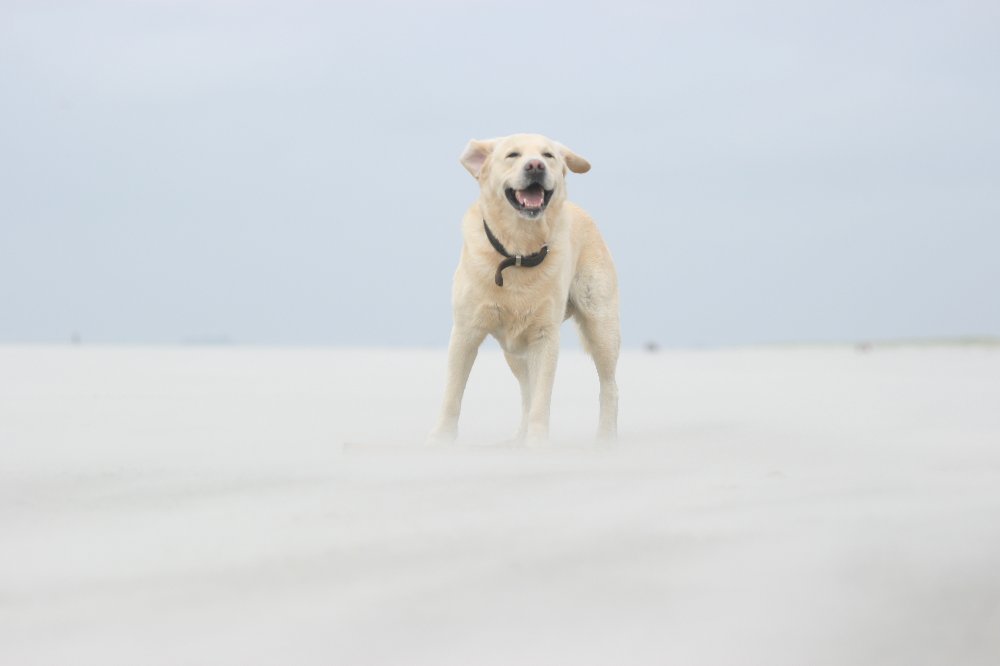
[557,143,591,174]
[459,139,497,179]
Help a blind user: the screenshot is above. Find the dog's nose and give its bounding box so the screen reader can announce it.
[524,159,546,173]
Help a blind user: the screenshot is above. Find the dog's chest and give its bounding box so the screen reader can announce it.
[470,287,564,352]
[457,226,574,351]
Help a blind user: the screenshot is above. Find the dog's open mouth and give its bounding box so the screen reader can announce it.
[505,183,553,217]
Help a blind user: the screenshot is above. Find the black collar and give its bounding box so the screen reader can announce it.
[482,220,548,287]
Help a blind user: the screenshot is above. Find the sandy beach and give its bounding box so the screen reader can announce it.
[2,344,998,665]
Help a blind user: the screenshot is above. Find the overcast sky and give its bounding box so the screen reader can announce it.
[2,0,998,347]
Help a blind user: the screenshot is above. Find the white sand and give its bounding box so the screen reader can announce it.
[1,344,999,665]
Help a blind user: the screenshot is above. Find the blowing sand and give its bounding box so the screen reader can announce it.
[1,344,998,665]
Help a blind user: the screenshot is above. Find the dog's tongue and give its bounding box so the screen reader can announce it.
[516,187,545,208]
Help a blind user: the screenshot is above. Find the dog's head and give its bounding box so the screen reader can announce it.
[459,134,590,220]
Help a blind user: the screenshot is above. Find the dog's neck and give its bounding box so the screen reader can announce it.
[477,196,559,256]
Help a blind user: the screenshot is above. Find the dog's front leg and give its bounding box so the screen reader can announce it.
[523,327,561,445]
[428,325,486,445]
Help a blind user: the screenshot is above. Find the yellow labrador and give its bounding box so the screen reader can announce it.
[429,133,620,445]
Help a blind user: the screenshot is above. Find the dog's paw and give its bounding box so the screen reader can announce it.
[596,430,618,446]
[425,429,457,447]
[523,434,549,449]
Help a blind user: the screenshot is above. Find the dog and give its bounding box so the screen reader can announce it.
[429,133,620,445]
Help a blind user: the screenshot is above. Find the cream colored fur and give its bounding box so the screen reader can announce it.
[429,133,620,445]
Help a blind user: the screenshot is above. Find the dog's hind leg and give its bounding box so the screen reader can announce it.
[576,312,620,441]
[571,262,620,442]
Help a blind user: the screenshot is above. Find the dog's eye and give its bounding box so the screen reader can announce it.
[506,152,521,159]
[542,152,554,159]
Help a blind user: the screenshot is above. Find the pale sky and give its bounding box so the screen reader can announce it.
[2,0,998,347]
